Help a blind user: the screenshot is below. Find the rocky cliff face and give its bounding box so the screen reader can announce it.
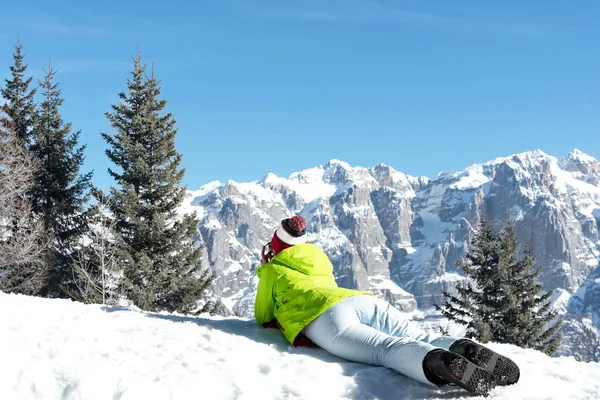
[184,149,600,361]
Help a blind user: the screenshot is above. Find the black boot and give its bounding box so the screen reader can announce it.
[423,348,496,396]
[450,339,520,386]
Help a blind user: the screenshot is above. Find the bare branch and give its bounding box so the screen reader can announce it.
[0,125,47,294]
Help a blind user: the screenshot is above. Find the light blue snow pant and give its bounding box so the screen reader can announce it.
[303,294,457,386]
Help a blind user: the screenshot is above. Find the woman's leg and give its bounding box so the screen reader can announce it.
[340,295,458,350]
[304,295,440,385]
[348,295,519,385]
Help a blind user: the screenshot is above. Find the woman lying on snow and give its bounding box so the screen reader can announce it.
[254,215,520,396]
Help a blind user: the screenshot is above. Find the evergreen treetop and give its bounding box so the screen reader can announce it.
[1,41,37,147]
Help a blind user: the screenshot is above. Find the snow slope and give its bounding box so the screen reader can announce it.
[1,293,599,400]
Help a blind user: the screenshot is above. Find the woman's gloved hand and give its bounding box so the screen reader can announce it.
[261,242,274,265]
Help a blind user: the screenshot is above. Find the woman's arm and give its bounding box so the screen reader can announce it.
[254,264,277,327]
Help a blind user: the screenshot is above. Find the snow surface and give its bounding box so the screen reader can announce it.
[368,275,412,296]
[2,292,600,400]
[263,168,338,204]
[448,165,491,191]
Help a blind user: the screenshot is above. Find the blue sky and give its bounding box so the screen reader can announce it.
[1,0,599,190]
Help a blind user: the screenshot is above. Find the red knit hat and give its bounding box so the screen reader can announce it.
[271,215,308,254]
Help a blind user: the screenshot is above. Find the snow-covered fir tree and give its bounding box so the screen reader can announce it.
[69,189,124,305]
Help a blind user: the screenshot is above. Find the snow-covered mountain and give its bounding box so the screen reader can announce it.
[184,149,600,361]
[3,292,599,400]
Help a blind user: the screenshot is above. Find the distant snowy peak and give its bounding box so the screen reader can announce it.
[484,149,554,171]
[190,180,224,199]
[559,149,600,186]
[430,149,599,194]
[446,164,492,190]
[564,149,598,165]
[324,158,353,170]
[259,160,414,204]
[370,164,416,189]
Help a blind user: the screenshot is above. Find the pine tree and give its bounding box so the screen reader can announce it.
[436,217,562,355]
[436,218,501,341]
[1,41,45,293]
[101,53,215,314]
[30,62,93,297]
[1,41,37,146]
[496,224,562,354]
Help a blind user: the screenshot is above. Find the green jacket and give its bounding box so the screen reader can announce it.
[254,243,366,345]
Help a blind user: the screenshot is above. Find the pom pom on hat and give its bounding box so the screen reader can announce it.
[286,215,307,233]
[271,216,308,254]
